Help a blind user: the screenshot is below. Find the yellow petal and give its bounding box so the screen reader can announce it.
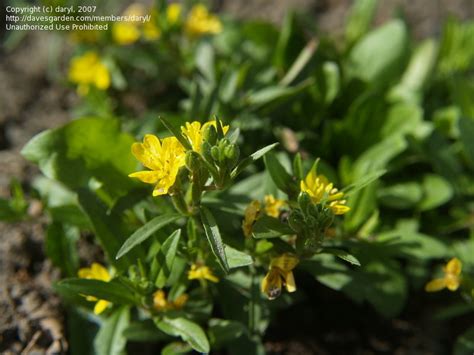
[446,276,461,291]
[445,257,462,276]
[173,294,188,309]
[128,170,161,184]
[90,263,111,281]
[94,64,110,90]
[330,204,351,215]
[153,290,169,311]
[270,253,299,272]
[425,278,447,292]
[131,142,159,170]
[284,271,297,293]
[167,3,182,24]
[261,268,282,300]
[93,300,110,315]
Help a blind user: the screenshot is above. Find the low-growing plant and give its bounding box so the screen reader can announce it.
[3,0,474,353]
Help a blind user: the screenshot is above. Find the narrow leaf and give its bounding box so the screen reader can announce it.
[280,38,318,86]
[116,214,181,259]
[322,248,361,266]
[155,229,181,288]
[231,143,278,178]
[264,152,294,193]
[94,307,130,355]
[200,207,229,273]
[159,116,192,150]
[342,169,386,196]
[252,215,294,239]
[56,278,137,304]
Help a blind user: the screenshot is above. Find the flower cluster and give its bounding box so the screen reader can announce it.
[300,169,350,215]
[112,3,221,45]
[68,52,110,95]
[129,119,231,197]
[425,257,462,292]
[112,3,182,45]
[188,264,219,283]
[184,4,222,37]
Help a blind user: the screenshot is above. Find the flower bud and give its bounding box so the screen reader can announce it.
[211,146,220,161]
[202,124,217,145]
[224,144,240,168]
[185,151,201,172]
[288,210,304,233]
[297,192,312,216]
[201,141,214,163]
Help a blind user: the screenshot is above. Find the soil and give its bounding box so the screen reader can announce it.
[1,2,473,354]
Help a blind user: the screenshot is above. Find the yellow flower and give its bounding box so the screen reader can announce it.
[181,120,229,153]
[143,9,161,41]
[78,263,112,315]
[264,195,286,218]
[153,290,188,311]
[188,264,219,283]
[300,170,350,215]
[425,257,462,292]
[166,3,182,25]
[112,3,144,45]
[129,135,186,196]
[185,4,222,37]
[68,51,110,95]
[261,253,299,300]
[113,22,141,45]
[242,200,261,238]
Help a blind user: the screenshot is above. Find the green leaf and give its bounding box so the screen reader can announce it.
[459,117,474,165]
[280,39,318,86]
[162,342,192,355]
[322,248,361,266]
[208,318,246,347]
[201,207,229,273]
[45,223,79,277]
[378,219,448,260]
[381,103,423,139]
[155,317,210,353]
[231,143,278,178]
[252,215,294,239]
[264,152,295,194]
[123,320,169,342]
[155,229,181,288]
[246,79,313,107]
[345,0,378,46]
[225,245,253,269]
[94,307,130,355]
[418,174,453,211]
[349,20,408,83]
[116,214,181,259]
[77,189,136,269]
[159,116,192,150]
[56,278,137,304]
[453,325,474,355]
[196,42,216,83]
[67,308,97,355]
[343,169,386,196]
[21,117,136,195]
[389,39,438,102]
[378,182,423,209]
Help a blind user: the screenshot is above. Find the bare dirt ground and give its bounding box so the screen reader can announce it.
[0,1,473,353]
